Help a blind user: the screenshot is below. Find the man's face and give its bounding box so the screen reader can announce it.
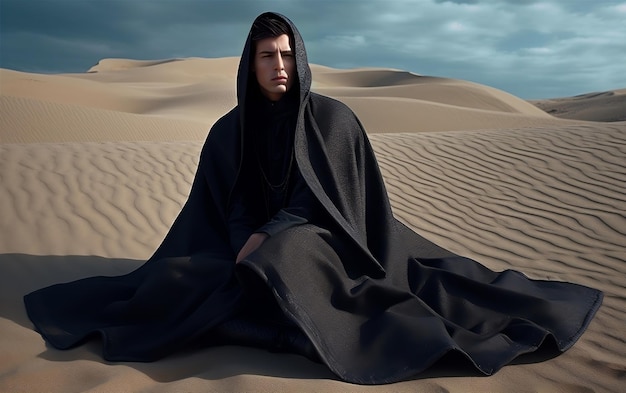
[253,34,295,101]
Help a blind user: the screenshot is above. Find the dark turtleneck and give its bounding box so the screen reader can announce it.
[253,91,298,216]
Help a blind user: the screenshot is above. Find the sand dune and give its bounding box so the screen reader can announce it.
[0,96,211,143]
[1,57,584,143]
[531,88,626,122]
[1,58,625,392]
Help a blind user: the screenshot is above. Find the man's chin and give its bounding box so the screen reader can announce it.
[261,86,289,101]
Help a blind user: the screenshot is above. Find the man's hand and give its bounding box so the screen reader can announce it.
[236,233,269,263]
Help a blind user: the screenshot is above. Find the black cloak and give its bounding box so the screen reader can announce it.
[24,12,602,385]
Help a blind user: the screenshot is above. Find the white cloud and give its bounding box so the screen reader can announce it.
[613,3,626,12]
[323,35,367,48]
[444,21,467,32]
[523,47,552,55]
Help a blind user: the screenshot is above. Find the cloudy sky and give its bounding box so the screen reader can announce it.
[2,0,625,99]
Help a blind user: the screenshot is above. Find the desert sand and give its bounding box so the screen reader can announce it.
[1,57,624,392]
[531,89,626,122]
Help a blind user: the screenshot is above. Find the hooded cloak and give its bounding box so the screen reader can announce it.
[24,12,602,385]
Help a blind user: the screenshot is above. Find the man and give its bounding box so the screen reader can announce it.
[231,18,311,264]
[25,13,602,385]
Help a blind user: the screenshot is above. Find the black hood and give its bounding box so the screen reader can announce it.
[236,12,312,129]
[229,13,312,212]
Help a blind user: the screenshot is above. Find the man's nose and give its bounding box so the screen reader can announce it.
[275,53,284,70]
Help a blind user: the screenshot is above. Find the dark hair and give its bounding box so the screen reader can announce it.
[251,14,291,42]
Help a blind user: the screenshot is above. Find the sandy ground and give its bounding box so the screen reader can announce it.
[1,57,624,392]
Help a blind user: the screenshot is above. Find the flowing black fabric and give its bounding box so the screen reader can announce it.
[24,12,602,385]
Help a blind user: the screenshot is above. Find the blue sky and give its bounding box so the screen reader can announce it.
[2,0,625,99]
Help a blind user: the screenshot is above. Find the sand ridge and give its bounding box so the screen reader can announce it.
[1,57,598,144]
[1,58,625,392]
[531,88,626,122]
